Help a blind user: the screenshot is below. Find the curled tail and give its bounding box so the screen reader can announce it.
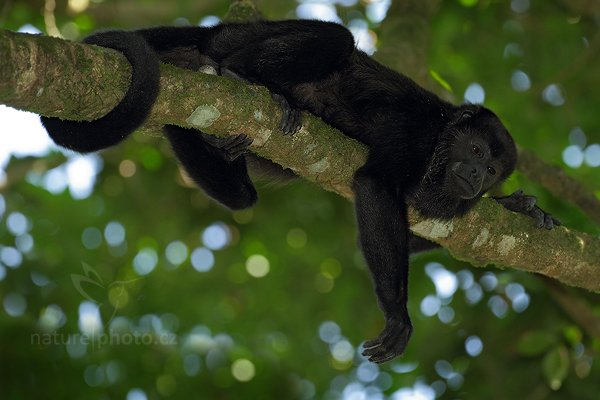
[41,30,160,153]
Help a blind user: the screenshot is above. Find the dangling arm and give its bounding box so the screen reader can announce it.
[352,164,413,364]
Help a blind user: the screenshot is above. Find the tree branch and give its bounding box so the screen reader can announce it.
[1,29,599,292]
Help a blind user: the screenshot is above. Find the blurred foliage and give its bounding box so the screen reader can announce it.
[1,0,600,399]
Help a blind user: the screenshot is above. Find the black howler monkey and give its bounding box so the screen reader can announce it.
[40,20,559,363]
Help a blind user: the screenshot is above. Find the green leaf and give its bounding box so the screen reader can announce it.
[429,69,453,93]
[542,346,570,391]
[517,331,556,356]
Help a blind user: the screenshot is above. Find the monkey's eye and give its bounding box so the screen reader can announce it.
[472,144,482,157]
[487,166,496,175]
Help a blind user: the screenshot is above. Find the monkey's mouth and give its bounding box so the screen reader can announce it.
[452,172,478,199]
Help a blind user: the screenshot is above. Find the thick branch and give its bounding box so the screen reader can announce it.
[1,29,599,292]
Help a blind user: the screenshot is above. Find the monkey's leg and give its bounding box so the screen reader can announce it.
[353,165,413,364]
[164,126,257,210]
[217,22,355,134]
[134,26,215,52]
[220,21,355,84]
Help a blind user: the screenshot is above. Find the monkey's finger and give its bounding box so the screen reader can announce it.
[542,212,561,230]
[279,113,290,133]
[272,93,295,134]
[228,133,252,147]
[529,207,545,228]
[368,349,397,364]
[222,138,241,152]
[362,334,388,355]
[522,195,537,211]
[218,134,243,149]
[543,213,555,230]
[364,321,410,361]
[362,347,381,360]
[282,116,293,134]
[228,133,247,144]
[225,149,249,162]
[289,110,302,134]
[363,333,386,349]
[362,344,385,360]
[237,135,254,148]
[366,342,395,364]
[221,134,254,161]
[282,109,302,134]
[366,333,407,364]
[362,339,381,350]
[552,216,562,226]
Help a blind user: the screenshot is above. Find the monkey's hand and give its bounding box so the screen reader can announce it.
[362,313,412,364]
[493,189,561,230]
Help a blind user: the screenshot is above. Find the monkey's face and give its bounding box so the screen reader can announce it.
[409,104,517,219]
[445,105,517,200]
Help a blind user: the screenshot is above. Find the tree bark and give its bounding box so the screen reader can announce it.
[1,29,599,292]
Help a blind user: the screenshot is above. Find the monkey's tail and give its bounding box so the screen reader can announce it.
[41,30,160,153]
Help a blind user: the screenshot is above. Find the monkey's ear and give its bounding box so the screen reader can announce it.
[458,109,474,122]
[453,105,480,124]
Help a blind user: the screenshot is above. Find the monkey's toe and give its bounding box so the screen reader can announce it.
[272,93,302,135]
[221,134,254,161]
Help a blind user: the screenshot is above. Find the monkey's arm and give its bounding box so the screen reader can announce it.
[353,164,413,364]
[409,189,560,254]
[409,190,559,256]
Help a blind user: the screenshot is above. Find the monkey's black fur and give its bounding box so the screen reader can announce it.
[41,20,559,363]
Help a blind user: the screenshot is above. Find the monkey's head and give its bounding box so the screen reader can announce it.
[410,104,517,219]
[446,104,517,199]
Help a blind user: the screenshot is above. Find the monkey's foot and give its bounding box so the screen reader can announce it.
[199,132,253,162]
[271,93,302,135]
[362,316,413,364]
[493,189,561,229]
